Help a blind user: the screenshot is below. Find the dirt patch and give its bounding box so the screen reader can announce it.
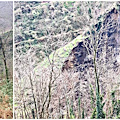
[0,94,13,119]
[0,85,13,119]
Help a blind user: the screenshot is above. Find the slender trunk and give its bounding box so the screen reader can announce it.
[29,74,38,119]
[93,49,101,118]
[0,36,9,82]
[23,101,27,118]
[32,109,35,119]
[78,97,81,119]
[59,97,61,118]
[46,67,53,118]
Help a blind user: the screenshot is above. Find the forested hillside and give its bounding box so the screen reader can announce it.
[14,1,114,61]
[14,1,120,119]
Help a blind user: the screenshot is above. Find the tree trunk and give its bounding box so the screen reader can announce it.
[0,36,9,82]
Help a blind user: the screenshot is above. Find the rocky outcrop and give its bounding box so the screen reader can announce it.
[60,5,120,117]
[62,6,120,72]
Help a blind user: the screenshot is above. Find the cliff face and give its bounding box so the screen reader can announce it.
[62,7,120,72]
[62,42,88,72]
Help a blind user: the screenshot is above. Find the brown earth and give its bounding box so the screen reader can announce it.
[0,81,13,119]
[0,94,13,119]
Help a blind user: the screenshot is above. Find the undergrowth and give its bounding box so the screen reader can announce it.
[0,80,13,107]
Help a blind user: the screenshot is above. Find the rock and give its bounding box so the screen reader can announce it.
[62,7,120,72]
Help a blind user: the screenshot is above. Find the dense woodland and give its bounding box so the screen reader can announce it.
[14,1,120,119]
[0,1,13,119]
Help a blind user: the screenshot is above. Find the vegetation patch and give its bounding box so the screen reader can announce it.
[36,35,87,70]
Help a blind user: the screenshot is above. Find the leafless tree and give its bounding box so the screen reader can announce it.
[14,1,120,119]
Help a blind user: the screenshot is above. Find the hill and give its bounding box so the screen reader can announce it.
[14,1,120,119]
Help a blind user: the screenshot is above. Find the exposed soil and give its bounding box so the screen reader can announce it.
[0,82,13,119]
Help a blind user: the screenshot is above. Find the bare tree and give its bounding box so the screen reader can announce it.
[14,1,120,119]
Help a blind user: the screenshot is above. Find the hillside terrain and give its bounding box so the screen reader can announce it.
[14,1,114,61]
[14,1,120,119]
[0,1,13,119]
[0,31,13,119]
